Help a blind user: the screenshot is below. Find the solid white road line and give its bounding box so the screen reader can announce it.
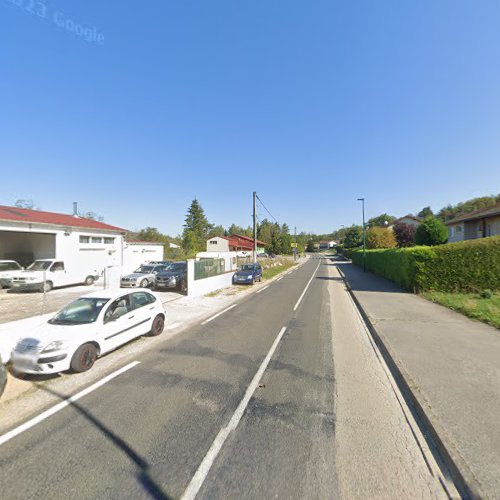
[181,326,288,500]
[293,260,321,311]
[256,285,270,294]
[201,304,237,325]
[0,361,140,447]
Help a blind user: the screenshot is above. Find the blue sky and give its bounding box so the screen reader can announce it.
[1,0,499,236]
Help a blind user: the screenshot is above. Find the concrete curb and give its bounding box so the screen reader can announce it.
[336,264,477,500]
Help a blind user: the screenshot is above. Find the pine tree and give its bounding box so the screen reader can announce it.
[182,199,213,255]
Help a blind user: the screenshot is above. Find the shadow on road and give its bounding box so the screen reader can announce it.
[36,383,176,500]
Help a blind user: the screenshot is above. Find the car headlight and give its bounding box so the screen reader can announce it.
[42,340,66,353]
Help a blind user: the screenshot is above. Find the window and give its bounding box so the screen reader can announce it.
[104,237,115,244]
[51,262,65,272]
[79,236,90,243]
[0,262,21,271]
[210,240,217,245]
[456,225,462,233]
[131,292,156,310]
[91,237,102,244]
[104,296,131,323]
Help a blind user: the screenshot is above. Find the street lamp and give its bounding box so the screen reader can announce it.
[357,198,366,271]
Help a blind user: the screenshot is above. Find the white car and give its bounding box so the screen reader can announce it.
[11,288,166,375]
[0,260,22,288]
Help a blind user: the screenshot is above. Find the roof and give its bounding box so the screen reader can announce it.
[232,234,266,246]
[445,204,500,225]
[393,215,422,224]
[0,205,128,233]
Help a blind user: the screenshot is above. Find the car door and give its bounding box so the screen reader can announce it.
[100,294,139,352]
[49,261,67,287]
[129,291,157,335]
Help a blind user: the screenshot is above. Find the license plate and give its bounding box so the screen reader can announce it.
[12,355,36,370]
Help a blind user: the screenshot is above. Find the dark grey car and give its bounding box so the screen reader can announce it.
[155,262,188,294]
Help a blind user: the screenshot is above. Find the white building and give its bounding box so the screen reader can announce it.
[0,205,128,270]
[122,241,165,274]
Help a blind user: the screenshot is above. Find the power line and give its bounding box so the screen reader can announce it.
[256,195,279,225]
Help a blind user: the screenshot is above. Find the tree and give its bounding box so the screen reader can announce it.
[366,227,397,249]
[182,199,213,255]
[393,222,417,247]
[14,199,37,210]
[367,213,396,228]
[343,225,363,248]
[417,206,434,219]
[415,218,448,246]
[437,194,500,221]
[208,225,225,238]
[82,211,104,222]
[136,227,166,242]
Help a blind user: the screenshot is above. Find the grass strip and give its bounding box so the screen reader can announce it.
[422,291,500,329]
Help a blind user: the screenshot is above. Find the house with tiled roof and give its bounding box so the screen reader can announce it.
[0,204,128,268]
[206,234,266,254]
[446,204,500,243]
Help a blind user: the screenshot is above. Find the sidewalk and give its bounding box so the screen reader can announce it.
[335,258,500,500]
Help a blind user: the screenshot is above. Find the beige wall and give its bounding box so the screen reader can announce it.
[206,237,229,252]
[448,215,500,242]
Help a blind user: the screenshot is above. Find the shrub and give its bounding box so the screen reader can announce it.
[366,227,397,249]
[416,236,500,292]
[349,236,500,293]
[415,217,448,246]
[393,222,417,247]
[350,246,434,290]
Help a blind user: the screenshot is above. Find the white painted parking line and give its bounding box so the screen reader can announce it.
[293,260,321,312]
[181,326,287,500]
[200,304,237,325]
[0,361,140,447]
[256,285,270,294]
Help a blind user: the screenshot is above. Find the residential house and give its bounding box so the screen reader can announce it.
[206,234,266,254]
[446,204,500,243]
[390,215,422,228]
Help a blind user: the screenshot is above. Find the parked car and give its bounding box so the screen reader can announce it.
[120,263,169,288]
[232,263,263,285]
[147,260,173,266]
[0,260,22,288]
[257,253,269,258]
[9,259,100,292]
[11,288,165,375]
[155,262,188,293]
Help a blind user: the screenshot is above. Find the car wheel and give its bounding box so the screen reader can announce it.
[251,277,255,285]
[41,280,53,293]
[140,279,148,288]
[84,275,95,286]
[70,343,98,373]
[179,279,187,294]
[148,314,165,337]
[0,362,6,399]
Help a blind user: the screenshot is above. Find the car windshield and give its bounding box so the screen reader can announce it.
[0,262,20,271]
[241,264,255,271]
[167,263,186,272]
[49,298,110,325]
[134,266,154,273]
[27,261,52,271]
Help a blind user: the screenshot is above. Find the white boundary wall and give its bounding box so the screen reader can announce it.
[186,260,234,297]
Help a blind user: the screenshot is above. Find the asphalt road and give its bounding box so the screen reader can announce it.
[0,257,451,499]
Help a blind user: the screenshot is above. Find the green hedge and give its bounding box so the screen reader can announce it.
[349,246,434,290]
[347,236,500,292]
[416,236,500,292]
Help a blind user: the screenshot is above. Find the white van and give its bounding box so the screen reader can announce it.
[9,259,100,292]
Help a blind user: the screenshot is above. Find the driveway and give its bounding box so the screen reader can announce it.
[0,285,183,325]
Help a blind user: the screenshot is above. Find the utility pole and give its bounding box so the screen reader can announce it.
[253,191,257,263]
[294,226,297,261]
[357,198,366,272]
